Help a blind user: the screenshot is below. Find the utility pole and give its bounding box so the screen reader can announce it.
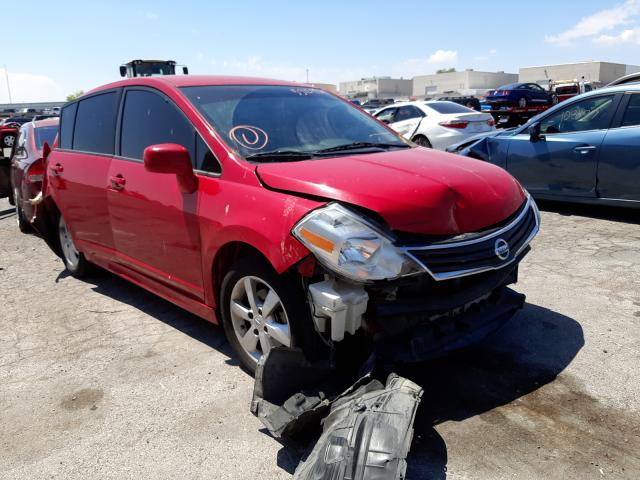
[306,68,309,83]
[3,65,12,104]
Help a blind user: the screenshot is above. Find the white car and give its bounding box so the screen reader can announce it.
[373,101,496,150]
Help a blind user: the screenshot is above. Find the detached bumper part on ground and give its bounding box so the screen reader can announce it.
[293,375,423,480]
[251,349,423,479]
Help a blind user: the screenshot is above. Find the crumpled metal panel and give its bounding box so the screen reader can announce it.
[293,374,423,480]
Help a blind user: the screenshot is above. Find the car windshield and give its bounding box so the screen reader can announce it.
[425,102,474,114]
[180,85,406,161]
[34,125,58,149]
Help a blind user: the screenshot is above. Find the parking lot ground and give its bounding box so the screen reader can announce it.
[1,197,639,480]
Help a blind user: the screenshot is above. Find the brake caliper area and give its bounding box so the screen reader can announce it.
[308,278,368,342]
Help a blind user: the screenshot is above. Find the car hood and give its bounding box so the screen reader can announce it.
[255,148,526,236]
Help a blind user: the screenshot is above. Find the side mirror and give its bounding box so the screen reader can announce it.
[143,143,197,193]
[119,66,127,77]
[528,122,543,142]
[380,118,391,124]
[182,67,189,75]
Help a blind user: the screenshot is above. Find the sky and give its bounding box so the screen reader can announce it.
[1,0,640,102]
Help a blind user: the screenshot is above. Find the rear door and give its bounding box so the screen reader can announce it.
[388,106,424,139]
[47,91,119,258]
[107,87,205,300]
[506,94,619,197]
[597,92,640,201]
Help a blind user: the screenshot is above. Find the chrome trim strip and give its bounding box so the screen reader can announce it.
[401,194,533,251]
[403,196,540,282]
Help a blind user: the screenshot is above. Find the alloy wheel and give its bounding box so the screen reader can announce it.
[229,275,291,364]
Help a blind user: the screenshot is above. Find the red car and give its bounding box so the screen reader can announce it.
[11,118,59,232]
[1,122,21,203]
[34,75,540,373]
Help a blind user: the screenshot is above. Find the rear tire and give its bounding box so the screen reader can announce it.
[412,135,432,148]
[14,187,31,233]
[220,255,327,375]
[58,215,89,278]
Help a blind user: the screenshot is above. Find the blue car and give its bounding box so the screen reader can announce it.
[484,82,551,109]
[457,83,640,208]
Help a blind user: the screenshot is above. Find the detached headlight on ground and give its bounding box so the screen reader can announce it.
[292,203,421,282]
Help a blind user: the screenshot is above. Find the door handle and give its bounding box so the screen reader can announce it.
[50,163,64,175]
[573,145,597,154]
[109,174,126,190]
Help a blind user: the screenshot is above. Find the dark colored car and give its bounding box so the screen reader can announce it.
[457,84,640,208]
[2,116,36,126]
[11,118,59,231]
[33,75,539,375]
[484,83,550,110]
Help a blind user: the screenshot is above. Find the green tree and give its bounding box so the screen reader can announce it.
[66,90,84,101]
[436,68,456,74]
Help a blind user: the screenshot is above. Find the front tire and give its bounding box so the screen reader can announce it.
[58,215,89,278]
[220,256,326,375]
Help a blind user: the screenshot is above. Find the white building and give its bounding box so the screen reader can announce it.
[412,70,518,98]
[519,61,640,87]
[338,77,413,100]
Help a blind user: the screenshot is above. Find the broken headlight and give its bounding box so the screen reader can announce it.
[292,203,421,282]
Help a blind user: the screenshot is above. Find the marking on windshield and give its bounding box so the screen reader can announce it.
[229,125,269,150]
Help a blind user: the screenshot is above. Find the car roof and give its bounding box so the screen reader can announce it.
[85,75,305,96]
[32,117,59,128]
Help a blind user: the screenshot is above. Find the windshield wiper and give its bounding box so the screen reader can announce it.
[314,142,410,154]
[244,150,316,162]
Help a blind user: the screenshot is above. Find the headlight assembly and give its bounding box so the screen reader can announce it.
[292,203,421,282]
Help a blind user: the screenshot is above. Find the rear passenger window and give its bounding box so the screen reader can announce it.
[73,92,118,154]
[621,94,640,127]
[59,102,77,150]
[120,89,195,161]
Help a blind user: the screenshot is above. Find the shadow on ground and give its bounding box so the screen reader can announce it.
[67,268,584,479]
[82,268,239,367]
[536,199,639,225]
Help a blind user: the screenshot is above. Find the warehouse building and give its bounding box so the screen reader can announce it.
[338,77,413,100]
[412,69,518,98]
[519,61,640,87]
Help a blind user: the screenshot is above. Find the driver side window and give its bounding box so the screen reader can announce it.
[540,95,615,134]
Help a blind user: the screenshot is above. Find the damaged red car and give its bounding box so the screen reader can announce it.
[34,76,540,373]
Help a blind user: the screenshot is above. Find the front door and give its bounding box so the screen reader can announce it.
[506,94,618,197]
[107,88,204,300]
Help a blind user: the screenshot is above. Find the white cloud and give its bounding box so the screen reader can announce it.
[594,27,640,45]
[489,49,497,55]
[0,68,64,103]
[144,12,159,20]
[546,0,640,45]
[428,49,458,64]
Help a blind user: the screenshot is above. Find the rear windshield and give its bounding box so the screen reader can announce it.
[424,102,474,114]
[34,125,58,149]
[496,83,519,90]
[181,85,405,160]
